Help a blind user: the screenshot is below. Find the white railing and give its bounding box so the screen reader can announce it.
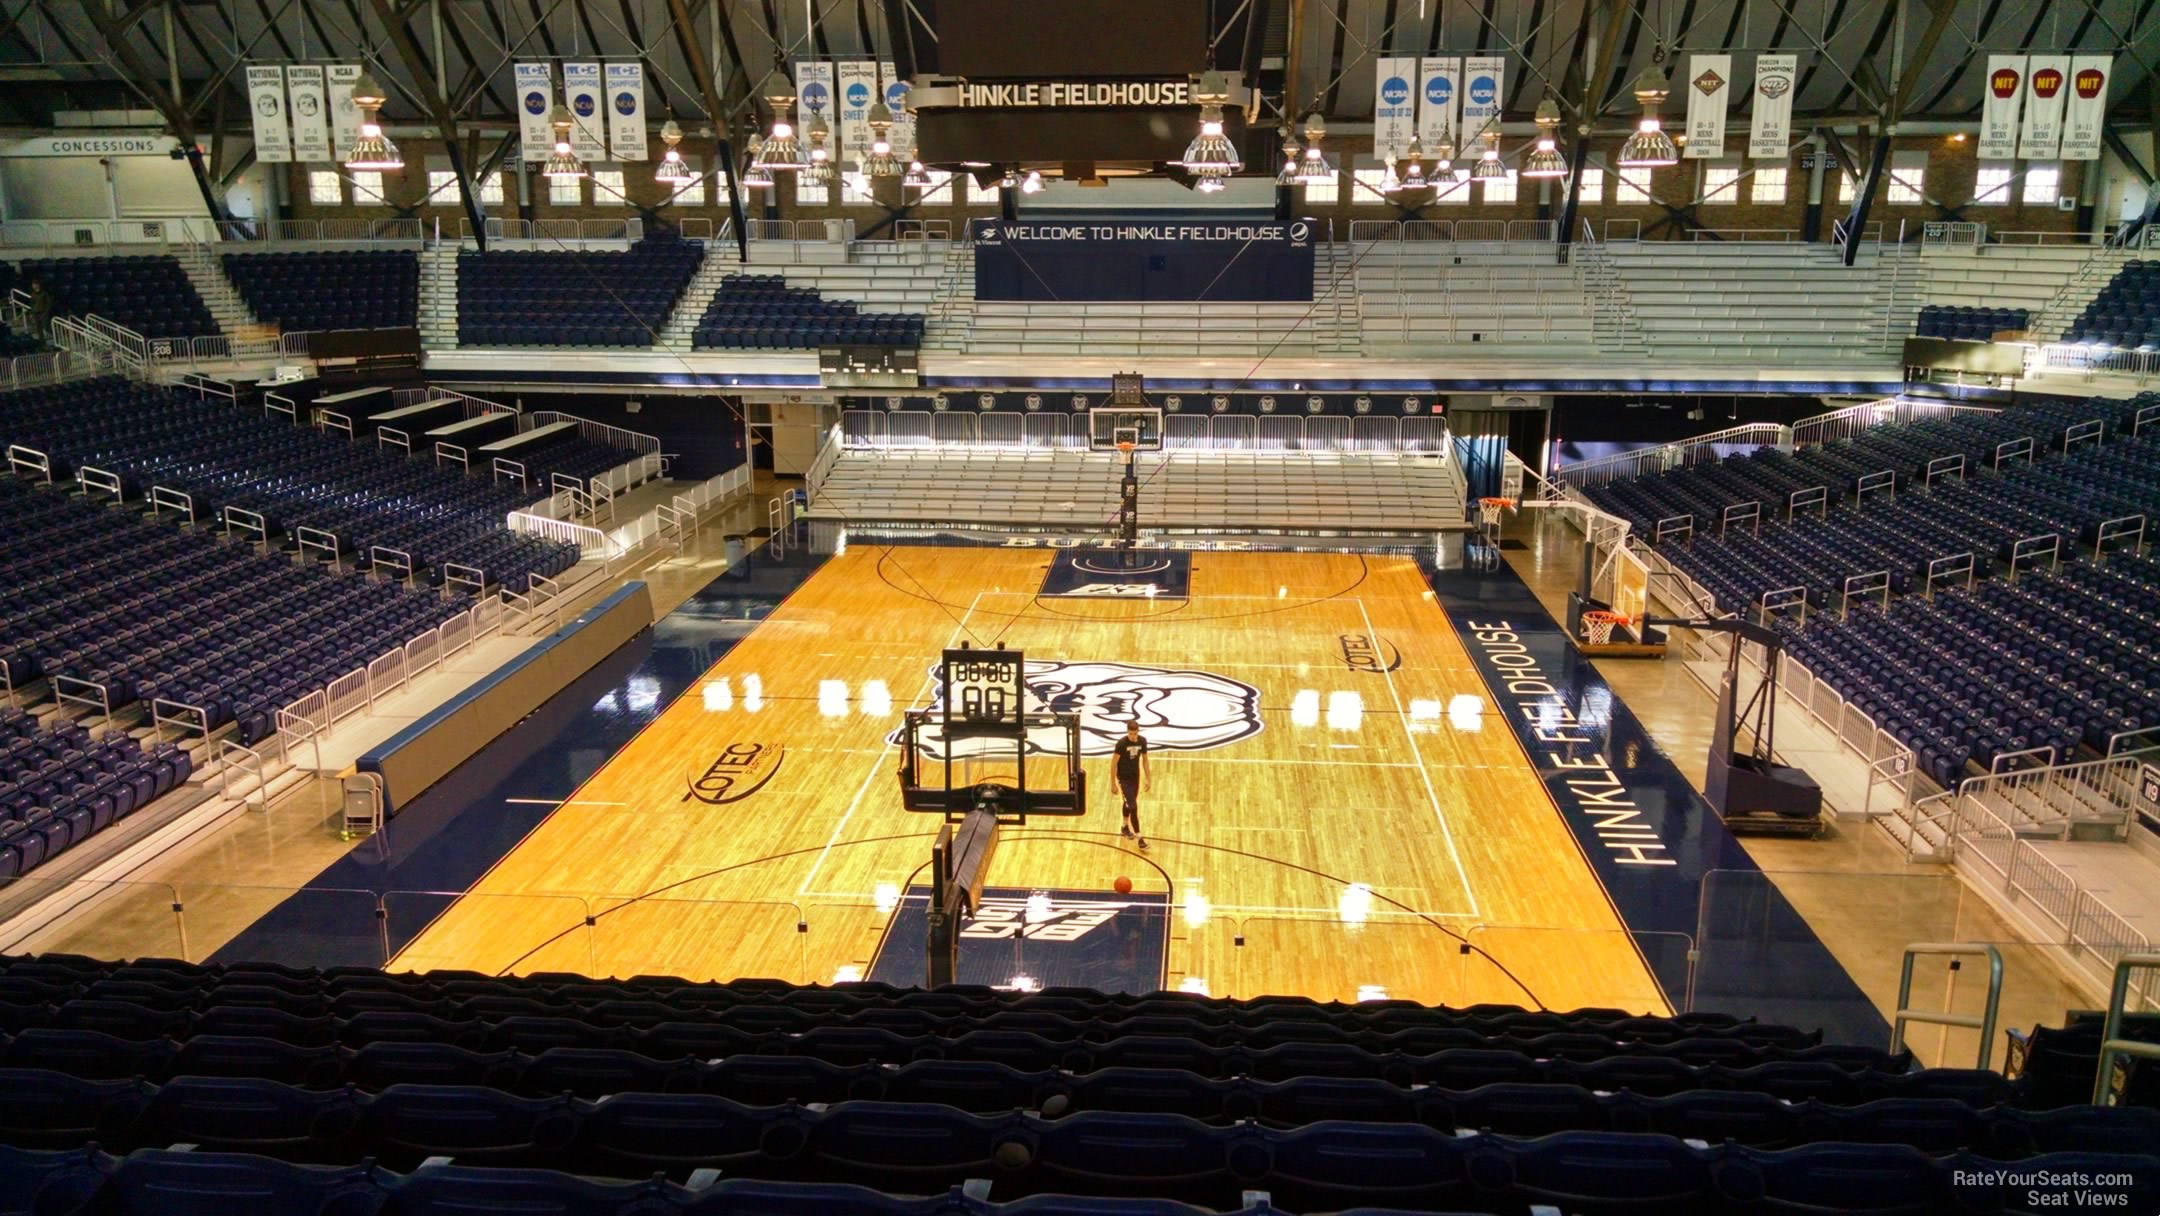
[1555,422,1792,488]
[0,348,98,389]
[806,425,844,500]
[237,218,426,245]
[1346,219,1556,244]
[269,595,511,758]
[1790,397,2001,447]
[605,462,754,556]
[840,409,1452,455]
[508,510,619,559]
[460,217,646,247]
[0,217,218,252]
[2035,344,2160,383]
[526,411,662,456]
[1954,752,2148,838]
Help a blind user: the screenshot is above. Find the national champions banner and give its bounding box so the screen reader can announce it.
[514,63,554,161]
[284,65,333,163]
[1748,54,1796,159]
[880,62,914,157]
[1460,56,1504,146]
[246,65,291,163]
[605,63,647,160]
[1980,55,2024,162]
[1684,54,1731,158]
[1373,58,1416,162]
[970,219,1316,303]
[2019,55,2068,160]
[1417,58,1461,156]
[795,61,837,145]
[563,62,606,161]
[2060,55,2109,161]
[837,61,879,168]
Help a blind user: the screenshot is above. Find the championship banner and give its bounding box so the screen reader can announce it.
[1683,54,1731,158]
[1460,56,1505,147]
[1748,54,1796,159]
[881,62,915,156]
[514,63,554,161]
[246,65,292,163]
[327,65,363,162]
[284,65,333,163]
[837,60,879,167]
[605,63,646,160]
[971,219,1315,303]
[1416,58,1461,156]
[1980,55,2024,161]
[795,60,837,139]
[2060,55,2110,161]
[2019,55,2068,160]
[563,62,606,161]
[1373,58,1417,161]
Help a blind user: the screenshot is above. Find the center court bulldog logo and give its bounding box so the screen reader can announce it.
[896,660,1262,760]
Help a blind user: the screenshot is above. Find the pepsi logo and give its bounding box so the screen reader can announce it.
[1990,69,2021,98]
[1468,75,1496,105]
[846,82,871,106]
[2074,68,2104,98]
[1425,76,1453,106]
[1380,76,1410,106]
[614,91,636,115]
[1288,221,1311,243]
[2031,67,2063,98]
[524,91,546,115]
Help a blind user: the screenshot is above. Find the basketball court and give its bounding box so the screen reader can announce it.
[391,544,1670,1012]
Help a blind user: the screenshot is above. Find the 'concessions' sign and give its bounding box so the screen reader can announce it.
[3,135,176,157]
[950,80,1194,108]
[971,219,1314,303]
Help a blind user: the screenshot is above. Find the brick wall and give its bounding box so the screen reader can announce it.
[280,132,2088,240]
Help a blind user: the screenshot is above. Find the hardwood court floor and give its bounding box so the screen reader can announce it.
[393,547,1666,1012]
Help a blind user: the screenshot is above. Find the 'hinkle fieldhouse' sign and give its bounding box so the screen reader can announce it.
[949,80,1194,108]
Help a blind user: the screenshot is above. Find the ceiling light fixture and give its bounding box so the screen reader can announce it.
[343,72,401,170]
[1276,128,1301,186]
[1471,123,1506,179]
[901,149,931,188]
[740,134,774,189]
[541,104,585,179]
[1399,134,1429,189]
[1296,113,1336,184]
[1618,66,1679,166]
[753,91,806,170]
[1020,169,1045,194]
[861,101,901,177]
[802,111,835,183]
[1178,70,1242,174]
[654,119,694,184]
[1521,96,1569,178]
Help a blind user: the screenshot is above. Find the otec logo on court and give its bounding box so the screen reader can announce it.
[683,742,785,804]
[1338,634,1402,675]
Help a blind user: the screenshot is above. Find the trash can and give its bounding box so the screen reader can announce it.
[724,534,747,565]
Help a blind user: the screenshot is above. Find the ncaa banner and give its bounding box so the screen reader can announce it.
[1748,54,1796,159]
[795,60,837,136]
[328,64,363,162]
[514,63,554,161]
[563,62,606,161]
[284,65,333,163]
[1373,58,1417,161]
[1416,58,1461,156]
[605,63,647,160]
[880,62,915,156]
[2059,55,2109,161]
[1980,56,2024,161]
[1683,54,1731,158]
[2019,55,2068,160]
[837,61,879,166]
[1460,56,1505,146]
[246,66,292,163]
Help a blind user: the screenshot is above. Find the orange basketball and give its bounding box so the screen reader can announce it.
[1113,876,1133,895]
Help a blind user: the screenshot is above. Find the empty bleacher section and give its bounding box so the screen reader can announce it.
[2063,259,2160,348]
[1916,243,2129,329]
[220,250,418,333]
[1578,393,2160,788]
[1915,306,2028,341]
[0,707,191,879]
[1353,239,1594,356]
[691,274,924,349]
[0,955,2152,1213]
[1603,243,1909,366]
[8,256,216,341]
[455,235,701,348]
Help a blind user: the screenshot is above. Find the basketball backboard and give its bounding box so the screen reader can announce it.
[1088,406,1164,451]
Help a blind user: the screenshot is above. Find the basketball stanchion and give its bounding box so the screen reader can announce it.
[1580,609,1632,647]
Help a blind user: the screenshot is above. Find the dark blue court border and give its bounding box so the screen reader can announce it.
[1427,560,1887,1045]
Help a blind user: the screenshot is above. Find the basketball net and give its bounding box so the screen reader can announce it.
[1477,496,1516,530]
[1581,609,1629,646]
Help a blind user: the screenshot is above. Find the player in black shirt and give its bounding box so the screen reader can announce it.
[1111,721,1151,850]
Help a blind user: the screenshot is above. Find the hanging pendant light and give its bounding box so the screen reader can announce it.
[861,102,901,177]
[901,149,932,189]
[1296,113,1336,184]
[1378,157,1403,195]
[740,134,774,189]
[802,111,835,183]
[541,104,585,179]
[1521,96,1569,178]
[998,167,1020,190]
[1178,70,1242,174]
[753,91,806,170]
[654,120,695,185]
[1618,66,1679,166]
[1276,129,1301,186]
[1020,169,1046,194]
[1471,124,1506,179]
[1399,135,1428,189]
[343,72,401,170]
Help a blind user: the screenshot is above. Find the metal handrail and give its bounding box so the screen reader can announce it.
[1890,942,2004,1070]
[2094,953,2160,1103]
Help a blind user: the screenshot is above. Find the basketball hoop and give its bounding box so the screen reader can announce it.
[1477,496,1517,529]
[1581,609,1631,646]
[1116,440,1137,454]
